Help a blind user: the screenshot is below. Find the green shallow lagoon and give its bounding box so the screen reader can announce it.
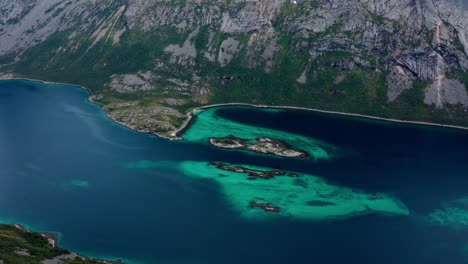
[127,160,409,220]
[182,107,337,160]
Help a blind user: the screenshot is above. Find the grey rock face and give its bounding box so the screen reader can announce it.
[0,0,35,26]
[396,51,440,81]
[165,27,200,66]
[434,0,468,54]
[218,37,242,67]
[124,0,221,31]
[0,0,113,58]
[0,0,466,111]
[220,0,284,34]
[110,72,156,93]
[424,77,468,107]
[387,66,414,102]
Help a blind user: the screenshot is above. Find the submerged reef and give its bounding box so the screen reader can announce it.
[182,107,336,160]
[127,160,409,220]
[428,197,468,229]
[210,162,293,180]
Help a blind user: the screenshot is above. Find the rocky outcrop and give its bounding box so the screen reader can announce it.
[109,72,156,93]
[165,27,200,66]
[387,66,414,102]
[218,37,242,66]
[424,77,468,107]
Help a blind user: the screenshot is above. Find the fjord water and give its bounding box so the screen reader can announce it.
[1,80,468,263]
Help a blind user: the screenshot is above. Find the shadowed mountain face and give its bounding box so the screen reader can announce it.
[0,0,467,138]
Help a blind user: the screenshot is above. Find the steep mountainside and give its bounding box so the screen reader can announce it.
[0,0,467,138]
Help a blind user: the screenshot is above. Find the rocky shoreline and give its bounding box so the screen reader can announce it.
[1,224,123,264]
[12,224,58,248]
[0,76,185,141]
[128,102,468,142]
[1,77,468,143]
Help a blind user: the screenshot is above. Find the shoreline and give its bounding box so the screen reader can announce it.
[2,77,468,141]
[172,102,468,137]
[0,75,96,98]
[6,224,122,264]
[12,224,59,248]
[0,76,180,140]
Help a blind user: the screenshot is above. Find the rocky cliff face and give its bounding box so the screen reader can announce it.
[0,0,115,61]
[0,0,467,137]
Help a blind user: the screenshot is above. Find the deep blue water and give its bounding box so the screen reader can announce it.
[1,80,468,264]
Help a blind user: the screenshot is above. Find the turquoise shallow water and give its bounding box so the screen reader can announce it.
[1,80,468,263]
[182,107,337,160]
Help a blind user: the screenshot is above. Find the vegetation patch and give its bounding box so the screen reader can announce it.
[0,224,108,264]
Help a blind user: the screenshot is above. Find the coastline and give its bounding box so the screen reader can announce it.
[2,76,468,142]
[0,75,96,99]
[0,76,180,140]
[4,224,122,264]
[12,224,59,248]
[172,102,468,137]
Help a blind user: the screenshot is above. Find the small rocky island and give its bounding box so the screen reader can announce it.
[209,136,308,158]
[250,200,281,213]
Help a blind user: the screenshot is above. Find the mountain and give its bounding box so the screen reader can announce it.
[0,0,467,138]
